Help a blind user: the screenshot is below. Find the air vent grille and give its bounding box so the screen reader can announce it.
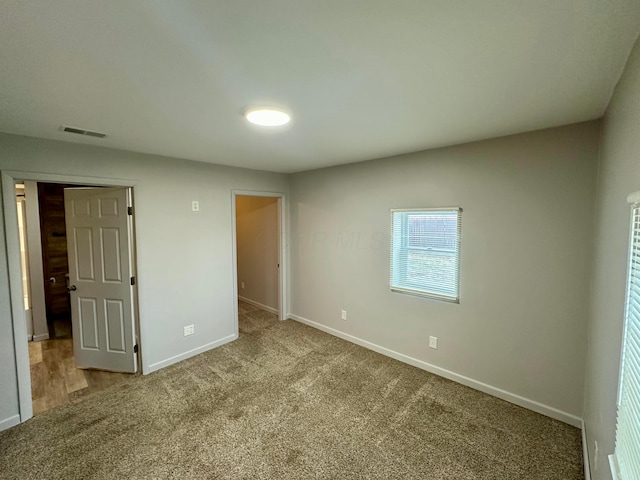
[61,125,107,138]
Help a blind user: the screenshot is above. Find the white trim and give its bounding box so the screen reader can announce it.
[16,197,33,339]
[582,420,592,480]
[290,313,582,428]
[2,173,33,422]
[609,454,621,480]
[627,190,640,204]
[146,333,237,373]
[0,414,21,432]
[23,181,47,339]
[238,295,278,315]
[390,206,462,213]
[32,333,49,342]
[230,196,240,336]
[3,170,139,187]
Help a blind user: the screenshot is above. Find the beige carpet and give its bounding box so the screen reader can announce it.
[0,302,583,479]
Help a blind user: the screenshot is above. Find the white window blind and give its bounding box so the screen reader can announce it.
[390,208,461,302]
[610,196,640,480]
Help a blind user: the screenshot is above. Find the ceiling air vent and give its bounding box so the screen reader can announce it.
[61,125,107,138]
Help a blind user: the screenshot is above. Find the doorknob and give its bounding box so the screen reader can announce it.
[49,277,56,284]
[68,285,77,292]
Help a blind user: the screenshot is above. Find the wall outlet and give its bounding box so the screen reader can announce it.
[341,310,347,321]
[429,336,438,349]
[191,200,200,212]
[241,281,245,289]
[184,324,195,336]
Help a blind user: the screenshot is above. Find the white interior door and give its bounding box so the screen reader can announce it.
[64,187,137,373]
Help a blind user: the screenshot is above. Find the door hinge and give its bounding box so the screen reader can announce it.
[130,276,136,286]
[128,206,133,216]
[133,344,138,353]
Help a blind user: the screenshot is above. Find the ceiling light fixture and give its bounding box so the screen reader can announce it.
[244,107,291,127]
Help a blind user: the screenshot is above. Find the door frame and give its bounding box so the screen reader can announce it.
[231,190,288,334]
[2,170,140,423]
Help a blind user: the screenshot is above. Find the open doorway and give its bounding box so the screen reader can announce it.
[39,183,75,340]
[13,180,139,416]
[232,191,286,337]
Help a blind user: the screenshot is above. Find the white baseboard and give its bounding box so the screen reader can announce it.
[290,313,582,428]
[0,414,21,432]
[32,333,49,342]
[238,296,278,315]
[582,420,592,480]
[146,333,238,374]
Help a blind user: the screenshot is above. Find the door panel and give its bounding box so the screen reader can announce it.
[65,187,136,373]
[101,228,122,282]
[79,297,99,350]
[72,196,91,217]
[74,228,95,280]
[105,299,126,352]
[99,197,119,217]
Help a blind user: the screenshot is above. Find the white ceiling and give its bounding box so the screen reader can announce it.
[1,1,639,173]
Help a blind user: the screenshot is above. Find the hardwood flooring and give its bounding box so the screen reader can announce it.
[29,338,133,415]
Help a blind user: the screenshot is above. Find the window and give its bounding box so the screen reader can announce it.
[390,208,461,302]
[610,193,640,480]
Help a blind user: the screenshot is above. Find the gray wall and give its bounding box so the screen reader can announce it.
[290,122,599,418]
[236,196,279,311]
[0,133,288,426]
[584,35,640,480]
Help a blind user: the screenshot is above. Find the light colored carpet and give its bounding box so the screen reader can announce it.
[0,301,583,479]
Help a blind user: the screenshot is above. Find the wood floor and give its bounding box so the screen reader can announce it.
[29,338,133,415]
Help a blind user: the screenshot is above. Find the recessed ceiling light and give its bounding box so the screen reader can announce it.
[244,107,291,127]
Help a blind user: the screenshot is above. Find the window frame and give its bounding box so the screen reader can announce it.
[389,207,462,303]
[609,191,640,480]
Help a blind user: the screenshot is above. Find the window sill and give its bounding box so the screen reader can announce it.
[609,454,621,480]
[390,286,459,304]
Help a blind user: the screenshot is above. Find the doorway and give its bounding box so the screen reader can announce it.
[232,191,286,336]
[4,172,141,420]
[38,183,76,340]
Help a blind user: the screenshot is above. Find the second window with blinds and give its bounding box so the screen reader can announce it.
[609,193,640,480]
[390,208,462,303]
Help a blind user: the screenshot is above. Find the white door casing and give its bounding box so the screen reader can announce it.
[64,187,137,373]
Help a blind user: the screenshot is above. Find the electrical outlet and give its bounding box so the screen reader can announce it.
[341,310,347,321]
[184,324,195,336]
[241,281,245,289]
[192,200,200,212]
[429,336,438,349]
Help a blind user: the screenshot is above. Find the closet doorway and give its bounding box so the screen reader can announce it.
[232,191,287,335]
